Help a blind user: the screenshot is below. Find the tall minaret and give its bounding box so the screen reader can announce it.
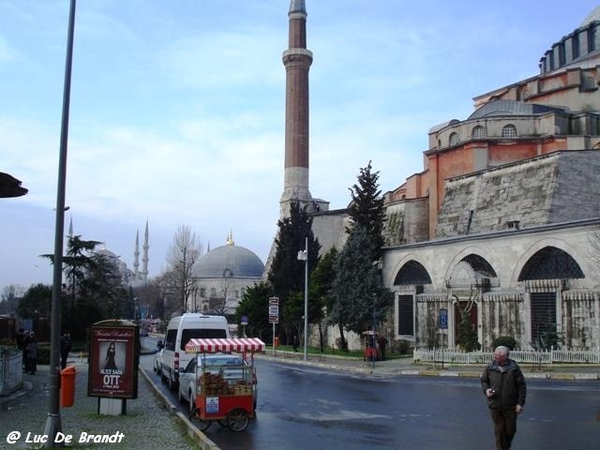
[142,219,149,281]
[280,0,313,217]
[133,230,140,278]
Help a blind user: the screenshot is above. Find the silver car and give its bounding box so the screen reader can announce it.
[177,354,257,412]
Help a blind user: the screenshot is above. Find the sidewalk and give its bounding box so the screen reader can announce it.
[0,356,214,449]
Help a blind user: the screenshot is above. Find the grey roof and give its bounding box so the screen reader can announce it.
[581,6,600,27]
[289,0,306,14]
[194,243,264,279]
[468,100,566,120]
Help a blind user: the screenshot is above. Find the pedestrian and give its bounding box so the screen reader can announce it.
[481,346,526,450]
[60,332,72,370]
[16,328,25,351]
[21,330,31,372]
[293,335,299,352]
[26,332,38,375]
[377,335,388,361]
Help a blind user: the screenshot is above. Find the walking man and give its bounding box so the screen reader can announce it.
[481,346,526,450]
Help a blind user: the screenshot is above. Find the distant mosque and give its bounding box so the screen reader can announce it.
[189,231,264,316]
[67,217,149,286]
[131,220,150,285]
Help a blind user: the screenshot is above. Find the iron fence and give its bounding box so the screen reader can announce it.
[414,347,600,365]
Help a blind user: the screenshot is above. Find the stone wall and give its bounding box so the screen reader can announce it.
[384,198,429,246]
[436,151,600,238]
[550,151,600,222]
[311,209,349,256]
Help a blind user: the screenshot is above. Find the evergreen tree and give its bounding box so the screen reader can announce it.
[17,283,52,319]
[234,281,272,340]
[268,201,320,336]
[329,225,394,336]
[310,247,338,350]
[347,161,386,262]
[42,235,128,340]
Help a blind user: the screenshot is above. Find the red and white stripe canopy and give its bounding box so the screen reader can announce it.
[185,337,266,354]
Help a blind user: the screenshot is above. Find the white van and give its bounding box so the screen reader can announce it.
[159,314,231,390]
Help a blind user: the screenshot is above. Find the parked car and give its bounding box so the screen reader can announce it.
[177,354,257,412]
[153,348,164,376]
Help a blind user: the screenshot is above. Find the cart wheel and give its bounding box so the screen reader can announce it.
[188,408,211,431]
[227,408,249,432]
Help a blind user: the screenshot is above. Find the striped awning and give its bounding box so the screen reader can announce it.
[185,337,266,354]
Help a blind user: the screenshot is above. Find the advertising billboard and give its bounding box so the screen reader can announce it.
[88,322,139,399]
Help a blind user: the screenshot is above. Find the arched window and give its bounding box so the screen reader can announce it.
[518,246,584,281]
[519,246,584,349]
[472,125,486,139]
[501,124,517,138]
[449,132,459,146]
[393,261,433,337]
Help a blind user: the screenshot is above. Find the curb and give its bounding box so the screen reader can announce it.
[140,367,221,450]
[0,380,32,409]
[258,354,600,380]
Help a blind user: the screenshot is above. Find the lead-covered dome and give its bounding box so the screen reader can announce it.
[194,237,264,279]
[581,6,600,27]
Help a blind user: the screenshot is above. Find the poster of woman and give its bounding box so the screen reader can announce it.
[100,341,125,374]
[88,323,139,399]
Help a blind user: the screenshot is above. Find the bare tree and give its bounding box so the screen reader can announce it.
[166,225,202,313]
[209,272,237,317]
[0,284,25,314]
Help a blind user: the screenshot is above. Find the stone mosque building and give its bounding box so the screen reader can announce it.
[191,232,265,317]
[280,1,600,351]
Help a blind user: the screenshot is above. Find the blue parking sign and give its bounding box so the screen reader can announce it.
[439,309,448,329]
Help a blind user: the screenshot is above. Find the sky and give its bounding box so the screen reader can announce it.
[2,0,599,293]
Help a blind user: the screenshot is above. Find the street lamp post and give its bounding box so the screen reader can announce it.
[44,0,76,444]
[297,236,308,361]
[372,297,376,369]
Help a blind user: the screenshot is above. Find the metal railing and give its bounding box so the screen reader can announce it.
[413,347,600,365]
[0,346,23,396]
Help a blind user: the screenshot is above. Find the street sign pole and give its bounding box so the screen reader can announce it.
[439,309,448,370]
[269,297,279,356]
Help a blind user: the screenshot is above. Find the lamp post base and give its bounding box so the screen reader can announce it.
[43,413,63,448]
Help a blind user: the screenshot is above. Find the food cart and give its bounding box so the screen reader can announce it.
[185,337,265,432]
[362,330,380,362]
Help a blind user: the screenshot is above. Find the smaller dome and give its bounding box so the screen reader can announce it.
[468,100,566,120]
[581,6,600,27]
[195,242,264,279]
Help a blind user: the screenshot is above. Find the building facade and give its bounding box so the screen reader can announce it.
[192,232,264,317]
[276,3,600,351]
[380,8,600,350]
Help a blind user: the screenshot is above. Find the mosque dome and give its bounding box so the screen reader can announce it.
[581,6,600,27]
[194,234,264,279]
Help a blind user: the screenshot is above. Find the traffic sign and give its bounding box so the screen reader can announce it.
[439,308,448,329]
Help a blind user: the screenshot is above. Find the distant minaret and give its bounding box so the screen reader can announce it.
[280,0,313,217]
[133,230,140,278]
[142,219,149,280]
